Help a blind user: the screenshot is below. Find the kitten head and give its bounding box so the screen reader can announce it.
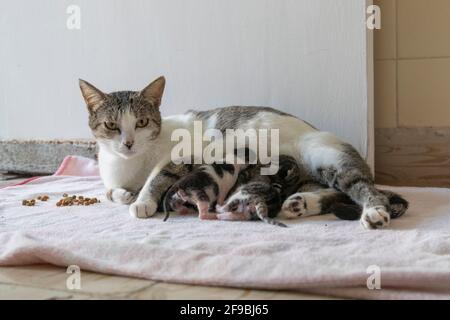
[215,190,250,214]
[79,77,165,158]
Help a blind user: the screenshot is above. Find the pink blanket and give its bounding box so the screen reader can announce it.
[1,156,449,299]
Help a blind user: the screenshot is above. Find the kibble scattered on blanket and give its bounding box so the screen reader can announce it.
[22,195,49,206]
[22,199,36,206]
[21,194,100,207]
[56,194,100,207]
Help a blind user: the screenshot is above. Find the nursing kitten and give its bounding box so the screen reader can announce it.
[225,156,409,224]
[215,155,301,227]
[216,181,287,227]
[80,76,409,229]
[228,154,303,198]
[163,161,245,221]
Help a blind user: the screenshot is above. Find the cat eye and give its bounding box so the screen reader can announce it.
[104,121,118,131]
[136,118,149,128]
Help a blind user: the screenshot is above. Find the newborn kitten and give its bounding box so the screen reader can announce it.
[215,155,302,227]
[163,162,244,221]
[216,181,287,227]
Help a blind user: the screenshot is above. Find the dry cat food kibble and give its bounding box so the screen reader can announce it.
[56,194,100,207]
[21,194,99,207]
[21,195,50,206]
[22,199,36,206]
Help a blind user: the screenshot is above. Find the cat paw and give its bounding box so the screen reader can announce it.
[129,200,158,219]
[360,206,390,230]
[280,193,308,219]
[106,188,136,204]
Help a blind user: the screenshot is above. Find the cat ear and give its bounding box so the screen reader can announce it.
[140,76,165,107]
[79,79,107,112]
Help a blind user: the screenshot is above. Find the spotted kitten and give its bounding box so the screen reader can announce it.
[216,181,287,227]
[163,161,245,221]
[215,155,301,227]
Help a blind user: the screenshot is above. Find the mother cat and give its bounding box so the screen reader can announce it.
[79,76,394,229]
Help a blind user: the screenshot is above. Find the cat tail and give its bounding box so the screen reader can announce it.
[255,203,288,228]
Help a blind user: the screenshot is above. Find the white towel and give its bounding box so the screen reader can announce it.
[0,156,449,299]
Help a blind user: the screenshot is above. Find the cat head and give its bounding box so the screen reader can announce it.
[79,76,165,158]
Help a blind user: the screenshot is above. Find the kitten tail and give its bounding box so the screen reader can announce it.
[255,203,287,228]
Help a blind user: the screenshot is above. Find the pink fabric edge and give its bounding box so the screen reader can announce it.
[0,176,42,190]
[52,155,72,176]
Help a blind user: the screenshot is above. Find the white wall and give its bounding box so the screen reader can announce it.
[0,0,371,157]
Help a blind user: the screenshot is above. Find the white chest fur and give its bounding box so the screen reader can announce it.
[97,114,194,191]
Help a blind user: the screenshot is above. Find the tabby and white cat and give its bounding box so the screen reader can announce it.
[79,76,402,229]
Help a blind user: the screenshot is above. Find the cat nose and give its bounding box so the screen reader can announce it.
[123,140,134,149]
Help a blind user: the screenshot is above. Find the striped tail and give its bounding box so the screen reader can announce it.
[255,203,287,228]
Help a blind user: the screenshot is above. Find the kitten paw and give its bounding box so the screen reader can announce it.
[129,200,158,219]
[360,206,390,230]
[280,193,308,219]
[106,188,136,204]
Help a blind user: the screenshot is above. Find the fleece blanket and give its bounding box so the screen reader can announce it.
[0,156,449,300]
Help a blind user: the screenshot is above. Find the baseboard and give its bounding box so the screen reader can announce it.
[0,140,97,175]
[375,127,450,187]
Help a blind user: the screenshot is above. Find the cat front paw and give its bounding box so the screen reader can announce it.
[360,206,390,230]
[106,188,136,204]
[129,200,158,219]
